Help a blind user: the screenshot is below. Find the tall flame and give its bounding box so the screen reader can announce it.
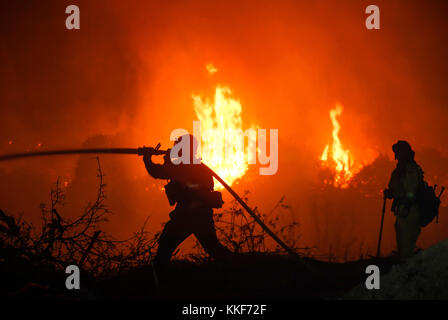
[192,65,252,189]
[320,105,359,187]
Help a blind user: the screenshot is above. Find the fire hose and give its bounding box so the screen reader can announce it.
[0,147,309,269]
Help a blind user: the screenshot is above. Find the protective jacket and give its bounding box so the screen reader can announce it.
[387,160,423,259]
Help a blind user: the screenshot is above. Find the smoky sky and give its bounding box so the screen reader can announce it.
[1,0,447,258]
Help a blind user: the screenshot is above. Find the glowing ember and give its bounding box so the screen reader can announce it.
[206,63,218,74]
[192,66,253,189]
[320,105,360,188]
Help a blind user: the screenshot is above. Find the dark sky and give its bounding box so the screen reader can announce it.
[1,0,447,259]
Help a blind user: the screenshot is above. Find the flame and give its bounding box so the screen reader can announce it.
[320,105,360,188]
[192,66,253,189]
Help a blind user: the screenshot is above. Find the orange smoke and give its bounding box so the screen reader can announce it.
[320,105,361,188]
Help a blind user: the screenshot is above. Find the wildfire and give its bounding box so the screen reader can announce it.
[192,65,253,189]
[320,105,360,188]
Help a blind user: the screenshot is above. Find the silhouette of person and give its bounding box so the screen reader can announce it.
[383,140,423,260]
[142,134,232,272]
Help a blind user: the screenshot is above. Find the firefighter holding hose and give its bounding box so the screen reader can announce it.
[141,134,233,273]
[0,135,302,271]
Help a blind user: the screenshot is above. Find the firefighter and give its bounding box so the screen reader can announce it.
[383,140,423,260]
[142,134,232,272]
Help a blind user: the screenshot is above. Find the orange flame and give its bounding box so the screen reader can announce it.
[320,105,360,187]
[192,65,253,189]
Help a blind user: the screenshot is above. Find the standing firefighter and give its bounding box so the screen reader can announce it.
[142,134,232,272]
[384,140,423,260]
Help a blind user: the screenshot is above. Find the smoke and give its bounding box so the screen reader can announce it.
[1,0,447,258]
